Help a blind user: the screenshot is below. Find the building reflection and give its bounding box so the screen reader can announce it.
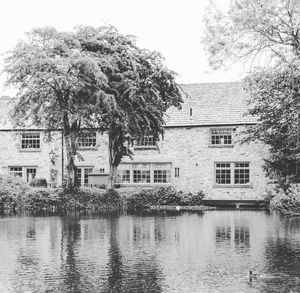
[215,224,250,252]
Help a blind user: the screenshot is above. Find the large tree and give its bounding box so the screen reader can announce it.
[204,0,300,69]
[76,26,182,188]
[204,0,300,187]
[4,26,183,189]
[243,64,300,187]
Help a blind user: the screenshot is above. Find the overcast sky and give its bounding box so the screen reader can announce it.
[0,0,245,96]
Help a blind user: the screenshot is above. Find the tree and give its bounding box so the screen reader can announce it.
[203,0,300,69]
[77,26,182,188]
[4,26,183,189]
[204,0,300,187]
[243,64,300,187]
[4,27,118,189]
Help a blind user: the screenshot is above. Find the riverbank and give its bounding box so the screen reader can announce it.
[267,184,300,216]
[0,176,208,214]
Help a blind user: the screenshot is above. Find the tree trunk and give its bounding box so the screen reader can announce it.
[108,133,116,190]
[64,133,77,190]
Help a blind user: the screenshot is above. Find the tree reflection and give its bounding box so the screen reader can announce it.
[60,216,82,292]
[105,216,163,292]
[107,216,124,292]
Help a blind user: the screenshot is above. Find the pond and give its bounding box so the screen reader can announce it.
[0,210,300,293]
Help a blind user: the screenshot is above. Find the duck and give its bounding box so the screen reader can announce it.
[248,270,260,280]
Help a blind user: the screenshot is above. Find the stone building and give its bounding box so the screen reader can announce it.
[0,82,268,199]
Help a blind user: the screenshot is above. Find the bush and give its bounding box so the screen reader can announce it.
[125,187,205,210]
[0,175,29,211]
[29,178,48,188]
[268,184,300,214]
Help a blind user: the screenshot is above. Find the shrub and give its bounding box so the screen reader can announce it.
[268,184,300,214]
[29,178,48,188]
[125,187,205,210]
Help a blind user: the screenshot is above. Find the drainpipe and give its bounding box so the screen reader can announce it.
[61,131,64,185]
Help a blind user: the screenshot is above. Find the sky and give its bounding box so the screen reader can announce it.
[0,0,245,96]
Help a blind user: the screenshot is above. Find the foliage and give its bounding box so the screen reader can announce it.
[242,64,300,188]
[29,178,48,188]
[4,26,183,190]
[203,0,300,69]
[125,186,205,210]
[267,184,300,214]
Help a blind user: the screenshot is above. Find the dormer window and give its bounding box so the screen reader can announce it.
[21,133,40,149]
[78,132,97,148]
[210,128,233,146]
[190,108,193,116]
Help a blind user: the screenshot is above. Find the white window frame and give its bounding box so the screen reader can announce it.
[135,135,157,149]
[76,166,94,186]
[21,133,41,150]
[77,132,97,149]
[210,128,233,147]
[9,166,37,182]
[116,162,172,185]
[214,162,250,186]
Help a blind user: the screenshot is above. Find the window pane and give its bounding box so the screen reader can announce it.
[22,133,40,149]
[9,167,22,178]
[211,129,232,145]
[26,168,36,182]
[154,170,171,183]
[215,163,231,184]
[136,135,156,146]
[234,163,250,184]
[78,132,97,147]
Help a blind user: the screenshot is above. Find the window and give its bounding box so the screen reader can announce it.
[215,163,231,184]
[175,167,180,178]
[21,133,40,149]
[153,163,171,183]
[133,163,151,183]
[136,135,157,147]
[9,167,22,178]
[76,167,93,186]
[78,132,97,148]
[215,162,250,185]
[234,163,250,184]
[211,129,232,145]
[9,166,37,182]
[26,168,37,182]
[116,162,171,184]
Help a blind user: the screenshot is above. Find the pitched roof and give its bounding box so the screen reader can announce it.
[165,82,257,127]
[0,82,256,130]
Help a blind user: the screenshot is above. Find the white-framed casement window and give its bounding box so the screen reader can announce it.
[9,166,37,182]
[116,162,171,184]
[135,135,157,148]
[215,162,250,185]
[210,128,233,146]
[77,132,97,148]
[76,167,93,186]
[21,133,41,149]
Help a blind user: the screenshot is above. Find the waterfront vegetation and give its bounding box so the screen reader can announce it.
[0,175,205,214]
[266,184,300,216]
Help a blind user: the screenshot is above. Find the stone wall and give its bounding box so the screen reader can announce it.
[127,125,269,200]
[0,125,269,199]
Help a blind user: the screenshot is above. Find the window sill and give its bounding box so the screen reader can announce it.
[133,146,158,150]
[213,184,253,188]
[18,149,42,153]
[78,147,98,151]
[120,182,171,186]
[208,145,234,148]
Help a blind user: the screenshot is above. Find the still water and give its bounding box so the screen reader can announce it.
[0,210,300,293]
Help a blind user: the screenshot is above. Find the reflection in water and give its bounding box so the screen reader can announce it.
[0,211,300,292]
